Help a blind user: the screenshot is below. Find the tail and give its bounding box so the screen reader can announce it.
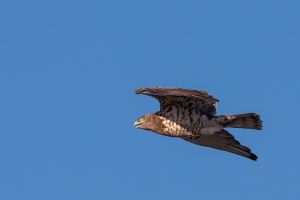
[217,113,262,130]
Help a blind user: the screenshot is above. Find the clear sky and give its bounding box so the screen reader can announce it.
[1,1,299,199]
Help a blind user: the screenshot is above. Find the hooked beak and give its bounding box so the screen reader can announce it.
[134,121,142,128]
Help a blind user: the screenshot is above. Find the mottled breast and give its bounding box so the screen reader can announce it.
[158,106,222,136]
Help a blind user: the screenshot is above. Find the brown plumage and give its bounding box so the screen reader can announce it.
[134,87,263,161]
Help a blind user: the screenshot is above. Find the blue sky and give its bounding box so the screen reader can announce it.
[1,1,299,199]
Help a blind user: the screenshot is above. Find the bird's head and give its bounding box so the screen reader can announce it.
[134,113,168,135]
[134,113,166,134]
[134,115,150,129]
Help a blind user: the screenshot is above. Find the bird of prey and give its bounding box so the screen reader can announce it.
[134,87,262,160]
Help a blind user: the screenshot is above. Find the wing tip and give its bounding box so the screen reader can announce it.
[135,87,160,94]
[135,88,143,94]
[249,153,258,161]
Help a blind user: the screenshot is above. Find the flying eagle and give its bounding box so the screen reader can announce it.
[134,87,262,160]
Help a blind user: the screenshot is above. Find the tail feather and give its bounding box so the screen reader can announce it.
[217,113,262,130]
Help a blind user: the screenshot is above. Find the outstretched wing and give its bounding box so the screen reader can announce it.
[182,129,258,160]
[135,87,219,115]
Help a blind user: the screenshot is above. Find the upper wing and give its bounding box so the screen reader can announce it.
[135,87,219,115]
[181,129,258,160]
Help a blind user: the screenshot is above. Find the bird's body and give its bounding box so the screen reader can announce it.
[134,87,262,160]
[147,112,221,137]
